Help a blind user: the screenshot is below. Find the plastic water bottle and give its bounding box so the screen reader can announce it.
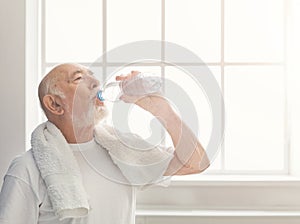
[97,72,162,102]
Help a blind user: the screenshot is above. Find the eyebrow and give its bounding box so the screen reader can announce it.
[71,70,83,77]
[71,69,94,77]
[87,69,94,76]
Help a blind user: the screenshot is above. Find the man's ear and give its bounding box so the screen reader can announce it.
[42,94,64,115]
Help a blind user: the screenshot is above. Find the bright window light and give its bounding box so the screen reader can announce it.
[40,0,287,175]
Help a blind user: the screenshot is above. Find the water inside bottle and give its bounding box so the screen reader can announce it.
[96,73,162,102]
[97,82,122,102]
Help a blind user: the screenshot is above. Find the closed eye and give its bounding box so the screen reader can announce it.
[74,75,83,81]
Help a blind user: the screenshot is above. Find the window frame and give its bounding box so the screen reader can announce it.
[26,0,300,215]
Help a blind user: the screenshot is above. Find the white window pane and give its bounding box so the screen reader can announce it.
[91,66,104,81]
[224,66,285,171]
[45,0,102,62]
[165,0,221,63]
[107,0,161,55]
[225,0,284,62]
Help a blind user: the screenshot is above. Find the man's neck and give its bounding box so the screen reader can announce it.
[51,119,94,144]
[72,125,94,143]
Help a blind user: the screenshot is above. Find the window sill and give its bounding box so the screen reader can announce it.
[136,207,300,217]
[137,174,300,214]
[135,207,300,224]
[170,174,300,186]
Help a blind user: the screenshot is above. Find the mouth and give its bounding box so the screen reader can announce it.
[94,96,104,106]
[89,90,104,106]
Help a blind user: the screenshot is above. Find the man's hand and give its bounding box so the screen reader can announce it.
[116,70,170,115]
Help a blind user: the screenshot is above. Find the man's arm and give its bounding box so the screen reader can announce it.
[120,93,210,176]
[138,96,209,176]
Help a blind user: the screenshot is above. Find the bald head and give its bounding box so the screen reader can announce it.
[38,64,66,113]
[38,63,87,114]
[38,63,104,129]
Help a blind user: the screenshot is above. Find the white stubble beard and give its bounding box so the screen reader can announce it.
[94,103,109,125]
[72,101,109,130]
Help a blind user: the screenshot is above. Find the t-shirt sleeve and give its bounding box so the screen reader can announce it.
[0,175,39,224]
[0,154,43,224]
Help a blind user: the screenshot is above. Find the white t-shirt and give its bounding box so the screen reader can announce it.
[0,139,171,224]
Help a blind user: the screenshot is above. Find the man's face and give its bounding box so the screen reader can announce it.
[55,64,105,127]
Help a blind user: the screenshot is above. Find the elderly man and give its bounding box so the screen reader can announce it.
[0,63,209,224]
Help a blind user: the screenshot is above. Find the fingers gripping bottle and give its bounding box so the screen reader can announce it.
[97,72,162,102]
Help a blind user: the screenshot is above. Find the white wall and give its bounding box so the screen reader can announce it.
[0,0,26,185]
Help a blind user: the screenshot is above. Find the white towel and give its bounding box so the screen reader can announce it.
[31,122,90,220]
[94,124,174,186]
[31,121,174,220]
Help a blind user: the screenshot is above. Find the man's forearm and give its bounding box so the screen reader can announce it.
[146,96,210,175]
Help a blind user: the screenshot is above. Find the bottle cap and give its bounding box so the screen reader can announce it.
[97,91,105,101]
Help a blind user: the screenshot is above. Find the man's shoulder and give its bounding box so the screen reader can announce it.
[5,149,41,183]
[3,150,46,204]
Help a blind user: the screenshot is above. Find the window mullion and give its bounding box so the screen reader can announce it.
[221,0,225,171]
